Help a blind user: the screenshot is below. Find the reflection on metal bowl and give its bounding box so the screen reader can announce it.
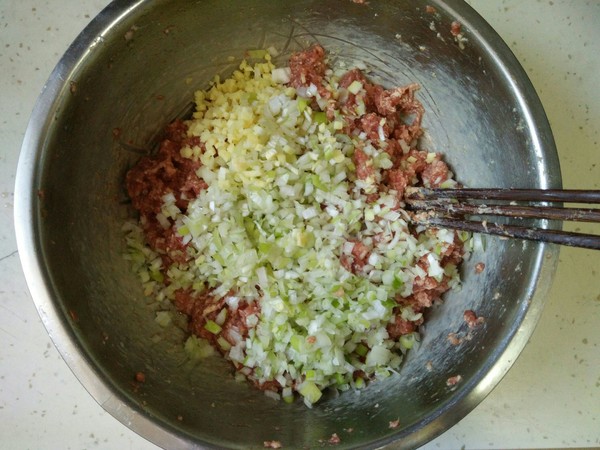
[15,0,560,448]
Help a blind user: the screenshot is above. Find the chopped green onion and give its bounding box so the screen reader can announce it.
[298,381,322,405]
[204,320,222,334]
[347,80,363,95]
[290,335,303,352]
[355,343,369,357]
[178,225,190,236]
[297,97,309,112]
[305,369,317,380]
[150,270,164,283]
[400,334,415,350]
[458,231,470,242]
[217,336,232,351]
[313,111,327,123]
[282,386,295,403]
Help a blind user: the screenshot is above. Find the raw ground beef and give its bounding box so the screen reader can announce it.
[126,121,207,264]
[125,44,466,401]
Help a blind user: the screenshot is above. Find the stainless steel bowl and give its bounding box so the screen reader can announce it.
[15,0,560,448]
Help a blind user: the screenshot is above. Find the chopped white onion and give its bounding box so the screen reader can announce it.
[125,52,466,407]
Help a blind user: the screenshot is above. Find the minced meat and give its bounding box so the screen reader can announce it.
[124,44,467,406]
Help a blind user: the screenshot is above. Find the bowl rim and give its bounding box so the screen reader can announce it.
[14,0,561,448]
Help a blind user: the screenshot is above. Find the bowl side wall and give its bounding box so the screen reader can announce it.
[17,0,560,448]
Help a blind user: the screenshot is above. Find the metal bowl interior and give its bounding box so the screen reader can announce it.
[15,0,560,448]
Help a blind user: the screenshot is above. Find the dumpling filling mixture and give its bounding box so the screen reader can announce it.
[124,45,467,406]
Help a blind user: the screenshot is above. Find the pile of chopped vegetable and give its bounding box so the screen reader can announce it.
[124,46,467,407]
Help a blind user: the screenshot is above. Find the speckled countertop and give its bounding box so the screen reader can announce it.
[1,1,598,449]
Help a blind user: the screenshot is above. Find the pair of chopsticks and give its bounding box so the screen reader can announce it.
[404,187,600,250]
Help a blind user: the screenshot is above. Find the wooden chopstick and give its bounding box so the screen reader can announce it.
[405,187,600,204]
[408,202,600,223]
[419,216,600,250]
[405,187,600,250]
